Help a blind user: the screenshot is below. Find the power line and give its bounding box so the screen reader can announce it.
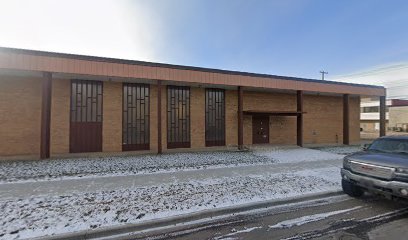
[334,64,408,79]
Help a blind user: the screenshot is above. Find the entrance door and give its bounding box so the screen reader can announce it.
[70,80,103,153]
[252,116,269,144]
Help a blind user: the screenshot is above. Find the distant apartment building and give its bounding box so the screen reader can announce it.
[388,100,408,132]
[360,98,390,132]
[360,98,408,132]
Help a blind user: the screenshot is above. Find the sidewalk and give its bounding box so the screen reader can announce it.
[0,146,352,240]
[0,158,341,200]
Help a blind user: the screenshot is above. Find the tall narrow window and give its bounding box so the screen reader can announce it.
[205,89,225,146]
[167,86,190,148]
[123,83,150,151]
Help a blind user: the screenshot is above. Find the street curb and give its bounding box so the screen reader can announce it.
[34,190,344,240]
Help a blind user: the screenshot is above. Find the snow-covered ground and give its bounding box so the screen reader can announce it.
[313,145,362,155]
[0,151,274,183]
[253,147,343,163]
[0,151,273,183]
[0,146,356,240]
[1,167,340,239]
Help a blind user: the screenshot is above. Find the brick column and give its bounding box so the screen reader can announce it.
[157,80,162,154]
[380,95,386,137]
[343,94,350,145]
[238,86,243,150]
[40,72,52,159]
[297,90,303,147]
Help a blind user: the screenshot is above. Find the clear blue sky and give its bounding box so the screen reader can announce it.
[1,0,408,81]
[128,0,408,79]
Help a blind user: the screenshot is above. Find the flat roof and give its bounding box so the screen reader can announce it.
[0,47,384,89]
[0,47,386,96]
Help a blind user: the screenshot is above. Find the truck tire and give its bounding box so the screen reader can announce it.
[342,179,364,197]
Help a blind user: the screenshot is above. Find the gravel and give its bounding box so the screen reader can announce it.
[313,146,362,155]
[0,151,273,183]
[0,167,340,240]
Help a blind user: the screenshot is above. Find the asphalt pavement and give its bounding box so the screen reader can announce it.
[147,194,408,240]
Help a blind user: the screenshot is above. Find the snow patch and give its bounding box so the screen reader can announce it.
[253,148,344,164]
[294,166,342,183]
[313,146,362,155]
[268,206,362,229]
[214,226,263,240]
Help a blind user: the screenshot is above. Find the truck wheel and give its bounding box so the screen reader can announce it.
[342,179,364,197]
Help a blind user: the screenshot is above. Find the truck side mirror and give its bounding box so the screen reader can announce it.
[363,144,370,151]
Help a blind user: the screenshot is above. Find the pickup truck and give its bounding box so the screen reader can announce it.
[341,135,408,199]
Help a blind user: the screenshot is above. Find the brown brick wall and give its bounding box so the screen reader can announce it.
[102,81,122,152]
[225,90,360,146]
[0,75,42,156]
[303,95,343,144]
[149,84,168,152]
[243,116,251,145]
[149,84,158,152]
[0,78,362,159]
[225,90,238,146]
[50,79,70,154]
[349,96,361,144]
[242,91,298,145]
[190,87,205,148]
[269,116,297,144]
[243,91,297,112]
[162,85,168,151]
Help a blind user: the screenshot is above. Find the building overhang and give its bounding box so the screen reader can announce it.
[0,47,386,97]
[243,110,306,116]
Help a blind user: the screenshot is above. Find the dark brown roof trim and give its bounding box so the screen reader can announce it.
[243,110,305,116]
[0,46,384,89]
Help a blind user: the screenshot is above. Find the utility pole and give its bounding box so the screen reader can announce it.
[320,71,328,80]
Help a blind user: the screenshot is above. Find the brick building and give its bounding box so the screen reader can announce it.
[0,47,387,160]
[388,100,408,132]
[360,98,390,132]
[360,98,408,132]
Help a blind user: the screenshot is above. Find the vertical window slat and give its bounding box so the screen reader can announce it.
[122,83,150,150]
[70,80,103,124]
[167,86,190,148]
[205,89,225,146]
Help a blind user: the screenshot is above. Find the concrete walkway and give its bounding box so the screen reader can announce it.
[0,158,341,200]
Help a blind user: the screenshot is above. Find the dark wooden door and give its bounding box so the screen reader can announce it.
[70,122,102,153]
[70,80,103,153]
[252,116,269,144]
